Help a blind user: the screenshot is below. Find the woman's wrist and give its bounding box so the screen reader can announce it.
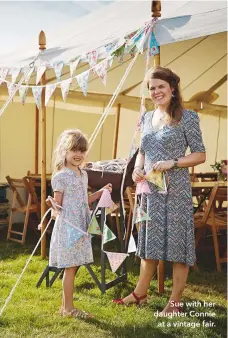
[134,165,143,171]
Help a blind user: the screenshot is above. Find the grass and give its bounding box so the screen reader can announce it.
[0,226,227,338]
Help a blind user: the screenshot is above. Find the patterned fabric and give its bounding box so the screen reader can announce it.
[137,110,205,266]
[49,167,93,268]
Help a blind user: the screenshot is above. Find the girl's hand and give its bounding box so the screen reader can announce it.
[132,167,144,183]
[101,183,112,193]
[152,160,174,172]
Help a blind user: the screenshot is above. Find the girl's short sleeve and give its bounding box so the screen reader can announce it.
[182,111,206,153]
[51,174,65,193]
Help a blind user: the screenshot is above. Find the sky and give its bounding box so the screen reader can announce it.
[0,1,112,53]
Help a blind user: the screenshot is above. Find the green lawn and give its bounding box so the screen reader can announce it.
[0,227,227,338]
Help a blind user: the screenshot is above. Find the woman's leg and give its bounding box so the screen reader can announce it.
[161,262,189,313]
[62,266,77,312]
[121,258,158,304]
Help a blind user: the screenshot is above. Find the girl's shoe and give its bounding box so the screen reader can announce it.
[112,291,147,306]
[61,308,93,319]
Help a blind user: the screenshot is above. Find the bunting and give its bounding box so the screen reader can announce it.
[149,32,159,56]
[19,86,29,105]
[144,170,164,190]
[87,50,98,68]
[106,202,118,216]
[136,180,151,195]
[0,68,8,85]
[127,234,137,253]
[7,83,16,102]
[76,70,90,96]
[66,224,84,249]
[32,86,42,109]
[105,251,129,273]
[135,205,151,223]
[60,78,72,102]
[10,68,21,84]
[103,224,116,244]
[45,84,56,106]
[88,216,101,235]
[23,67,34,84]
[53,61,64,81]
[108,55,114,68]
[97,189,114,208]
[69,57,80,77]
[94,59,108,85]
[36,64,46,85]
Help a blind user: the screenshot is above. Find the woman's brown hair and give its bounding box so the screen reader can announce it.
[145,66,183,122]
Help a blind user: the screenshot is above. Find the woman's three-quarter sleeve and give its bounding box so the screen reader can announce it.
[182,111,206,153]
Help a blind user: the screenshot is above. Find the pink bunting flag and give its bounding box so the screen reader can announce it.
[97,189,114,208]
[104,251,129,273]
[11,68,21,84]
[19,86,29,105]
[69,57,80,77]
[45,84,56,106]
[36,64,46,85]
[0,68,9,85]
[94,59,108,85]
[53,61,64,81]
[60,78,72,102]
[76,70,90,96]
[23,67,34,84]
[87,50,98,68]
[136,180,151,195]
[32,86,42,109]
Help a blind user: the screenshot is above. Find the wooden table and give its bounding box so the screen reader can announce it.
[191,181,227,188]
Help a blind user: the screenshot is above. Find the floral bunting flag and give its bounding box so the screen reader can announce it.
[135,205,151,223]
[104,251,129,273]
[97,189,114,208]
[144,170,164,190]
[103,224,116,244]
[66,224,84,249]
[135,29,146,54]
[94,59,108,85]
[88,216,101,235]
[11,68,21,84]
[87,50,98,68]
[0,68,8,85]
[19,86,29,105]
[45,84,56,106]
[36,64,46,85]
[106,202,118,216]
[7,82,16,102]
[128,234,136,253]
[53,61,64,81]
[69,57,80,77]
[136,180,151,195]
[149,32,159,56]
[60,78,72,102]
[32,86,42,109]
[23,67,34,84]
[76,70,90,96]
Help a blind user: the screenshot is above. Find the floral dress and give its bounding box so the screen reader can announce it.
[49,167,93,268]
[137,109,205,266]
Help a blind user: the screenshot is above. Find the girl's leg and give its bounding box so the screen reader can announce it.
[62,266,77,312]
[161,262,189,313]
[121,258,158,304]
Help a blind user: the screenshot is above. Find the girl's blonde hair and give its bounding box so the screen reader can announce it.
[52,129,88,174]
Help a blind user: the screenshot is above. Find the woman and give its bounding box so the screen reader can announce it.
[113,66,206,314]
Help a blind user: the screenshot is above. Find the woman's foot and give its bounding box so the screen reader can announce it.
[61,307,93,319]
[112,291,147,306]
[159,300,183,316]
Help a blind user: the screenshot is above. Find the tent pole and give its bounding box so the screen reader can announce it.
[152,0,164,295]
[39,31,47,259]
[112,103,121,158]
[35,106,39,174]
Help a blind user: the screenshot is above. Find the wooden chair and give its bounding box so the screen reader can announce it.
[6,176,41,244]
[194,185,227,272]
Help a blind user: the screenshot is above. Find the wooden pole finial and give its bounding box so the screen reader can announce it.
[151,0,161,18]
[39,30,46,50]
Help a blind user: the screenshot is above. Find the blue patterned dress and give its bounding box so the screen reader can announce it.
[49,167,93,268]
[137,110,205,266]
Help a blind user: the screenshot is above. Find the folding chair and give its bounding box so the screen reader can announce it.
[6,176,41,244]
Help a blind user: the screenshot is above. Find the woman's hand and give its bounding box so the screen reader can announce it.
[101,183,112,193]
[132,167,145,183]
[152,160,174,171]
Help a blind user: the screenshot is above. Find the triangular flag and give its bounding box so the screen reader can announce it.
[97,189,114,208]
[19,86,29,105]
[128,234,136,253]
[76,70,90,96]
[135,29,146,54]
[144,170,164,190]
[36,64,46,85]
[69,57,80,77]
[0,68,8,85]
[105,251,129,273]
[60,78,72,102]
[11,68,21,84]
[136,180,151,195]
[45,84,56,106]
[106,202,118,216]
[87,50,98,68]
[32,86,42,109]
[94,59,108,85]
[103,224,116,244]
[135,205,151,223]
[108,55,114,68]
[66,224,84,249]
[53,61,64,81]
[149,32,159,56]
[23,67,34,84]
[88,216,101,235]
[7,83,16,102]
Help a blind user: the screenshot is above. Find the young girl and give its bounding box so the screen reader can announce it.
[50,129,112,319]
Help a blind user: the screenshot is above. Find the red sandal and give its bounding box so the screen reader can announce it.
[112,291,147,306]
